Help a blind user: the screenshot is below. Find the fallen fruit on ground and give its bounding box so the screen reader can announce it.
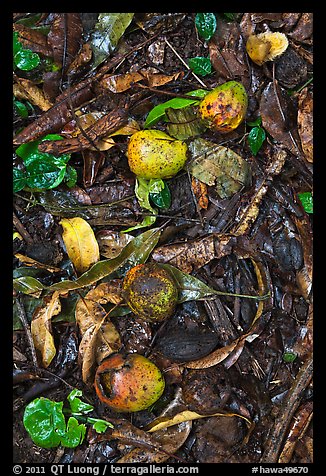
[127,129,188,179]
[94,353,165,412]
[246,32,289,66]
[198,81,248,133]
[122,263,178,322]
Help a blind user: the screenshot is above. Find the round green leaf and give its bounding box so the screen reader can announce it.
[188,57,212,77]
[195,13,217,41]
[60,417,86,448]
[298,192,313,214]
[14,49,40,71]
[23,398,66,448]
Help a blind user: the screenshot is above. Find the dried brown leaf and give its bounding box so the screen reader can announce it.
[48,13,83,72]
[76,283,122,383]
[298,88,313,163]
[13,24,53,57]
[152,235,217,273]
[209,16,250,87]
[31,292,61,367]
[231,148,287,236]
[14,78,53,112]
[278,401,313,463]
[191,177,208,210]
[260,81,301,156]
[14,253,61,273]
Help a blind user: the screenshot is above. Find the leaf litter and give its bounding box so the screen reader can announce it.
[13,12,313,465]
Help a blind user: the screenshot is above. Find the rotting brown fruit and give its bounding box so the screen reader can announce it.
[127,129,188,179]
[198,81,248,133]
[246,32,289,66]
[122,263,178,322]
[94,353,165,412]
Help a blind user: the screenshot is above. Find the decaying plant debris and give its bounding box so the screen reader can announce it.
[13,13,313,465]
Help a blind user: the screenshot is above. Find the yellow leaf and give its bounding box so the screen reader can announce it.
[147,410,251,432]
[31,292,61,367]
[60,217,100,273]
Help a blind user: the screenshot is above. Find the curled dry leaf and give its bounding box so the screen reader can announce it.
[100,70,181,93]
[297,88,313,163]
[76,282,123,384]
[116,388,191,463]
[152,235,226,274]
[60,217,100,274]
[187,138,252,200]
[13,78,53,112]
[146,409,252,433]
[14,253,61,273]
[31,291,61,368]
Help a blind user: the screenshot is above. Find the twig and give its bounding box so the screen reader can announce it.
[260,353,313,463]
[13,212,34,244]
[15,296,39,369]
[164,37,208,89]
[133,83,208,100]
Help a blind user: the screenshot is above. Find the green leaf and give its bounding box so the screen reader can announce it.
[23,398,66,448]
[13,168,26,193]
[283,352,297,363]
[247,116,262,127]
[63,165,78,188]
[188,57,212,77]
[144,89,207,129]
[67,389,94,415]
[122,177,157,232]
[15,135,73,192]
[87,417,114,433]
[14,99,29,118]
[14,228,161,294]
[160,264,220,303]
[160,264,268,303]
[222,13,236,21]
[247,126,266,156]
[149,180,171,209]
[298,192,313,214]
[13,32,22,55]
[14,30,41,71]
[195,13,217,41]
[60,417,86,448]
[91,13,134,68]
